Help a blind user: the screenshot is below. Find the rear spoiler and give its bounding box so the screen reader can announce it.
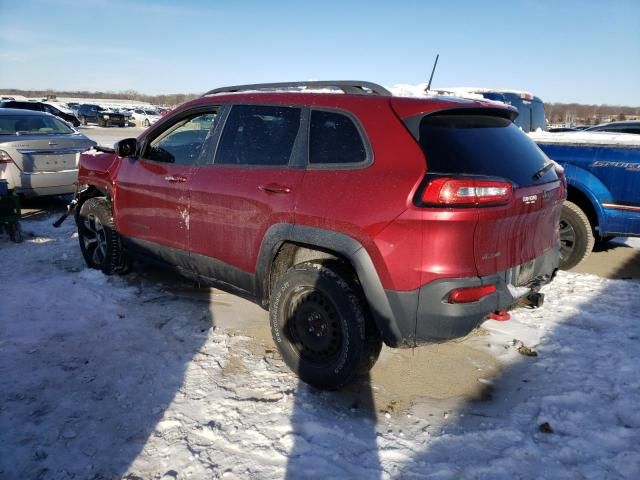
[400,107,519,141]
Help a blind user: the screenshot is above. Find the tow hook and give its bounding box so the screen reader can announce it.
[53,195,79,228]
[519,292,545,309]
[488,310,511,321]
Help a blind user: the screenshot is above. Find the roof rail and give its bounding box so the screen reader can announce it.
[202,81,391,97]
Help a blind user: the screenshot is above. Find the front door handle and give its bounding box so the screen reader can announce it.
[164,175,188,183]
[259,183,292,194]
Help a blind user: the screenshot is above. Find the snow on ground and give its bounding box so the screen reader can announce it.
[1,217,639,479]
[529,131,640,147]
[622,237,640,249]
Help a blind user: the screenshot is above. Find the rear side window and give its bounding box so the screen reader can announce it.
[309,110,367,165]
[419,114,557,187]
[531,100,546,131]
[215,105,301,166]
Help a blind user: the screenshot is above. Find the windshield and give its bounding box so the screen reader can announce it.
[419,113,557,187]
[0,114,75,135]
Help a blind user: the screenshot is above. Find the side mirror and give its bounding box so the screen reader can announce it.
[115,138,138,158]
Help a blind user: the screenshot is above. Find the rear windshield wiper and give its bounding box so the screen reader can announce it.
[532,162,555,180]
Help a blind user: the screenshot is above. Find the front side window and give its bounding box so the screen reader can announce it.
[143,112,217,165]
[215,105,301,166]
[309,110,366,165]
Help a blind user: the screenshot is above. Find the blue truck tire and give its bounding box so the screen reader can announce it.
[559,201,595,270]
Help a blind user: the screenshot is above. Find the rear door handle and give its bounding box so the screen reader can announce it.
[259,183,292,194]
[164,175,188,183]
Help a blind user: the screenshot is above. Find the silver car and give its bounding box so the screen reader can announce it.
[0,108,96,196]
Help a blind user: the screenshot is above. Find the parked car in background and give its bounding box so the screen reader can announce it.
[114,108,134,126]
[548,127,579,133]
[531,131,640,269]
[585,121,640,135]
[0,108,95,197]
[76,104,127,127]
[130,108,161,127]
[69,80,564,390]
[0,100,81,127]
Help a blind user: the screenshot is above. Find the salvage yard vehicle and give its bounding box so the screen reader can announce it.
[0,109,96,197]
[64,81,565,390]
[130,108,161,127]
[76,104,127,127]
[585,121,640,135]
[531,131,640,269]
[0,100,81,127]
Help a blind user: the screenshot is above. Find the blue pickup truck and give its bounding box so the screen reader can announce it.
[530,132,640,269]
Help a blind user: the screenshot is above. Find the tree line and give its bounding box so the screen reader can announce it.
[545,102,640,126]
[0,88,199,107]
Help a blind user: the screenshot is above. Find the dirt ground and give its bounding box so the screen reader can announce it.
[15,126,640,417]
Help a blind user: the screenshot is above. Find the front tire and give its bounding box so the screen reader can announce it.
[559,201,595,270]
[77,197,129,275]
[270,262,382,390]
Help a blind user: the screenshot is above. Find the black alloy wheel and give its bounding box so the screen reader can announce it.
[77,197,129,275]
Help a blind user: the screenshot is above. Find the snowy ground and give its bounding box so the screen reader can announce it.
[1,212,639,479]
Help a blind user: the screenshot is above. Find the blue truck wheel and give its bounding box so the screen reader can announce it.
[559,201,595,270]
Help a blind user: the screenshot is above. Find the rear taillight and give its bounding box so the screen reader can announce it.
[448,285,497,303]
[420,177,513,207]
[0,150,14,164]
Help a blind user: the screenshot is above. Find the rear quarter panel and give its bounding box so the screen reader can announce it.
[293,98,426,290]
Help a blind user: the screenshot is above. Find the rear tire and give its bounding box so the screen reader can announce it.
[144,119,150,127]
[270,262,382,390]
[559,201,595,270]
[77,197,129,275]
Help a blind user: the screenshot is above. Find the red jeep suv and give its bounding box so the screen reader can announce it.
[70,81,565,390]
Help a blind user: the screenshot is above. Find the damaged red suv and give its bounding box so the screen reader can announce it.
[69,81,565,390]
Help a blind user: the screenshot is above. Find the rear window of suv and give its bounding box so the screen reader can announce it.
[419,113,557,187]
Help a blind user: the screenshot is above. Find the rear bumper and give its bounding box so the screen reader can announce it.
[15,170,77,197]
[380,247,559,346]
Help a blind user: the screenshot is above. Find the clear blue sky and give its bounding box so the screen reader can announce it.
[1,0,638,105]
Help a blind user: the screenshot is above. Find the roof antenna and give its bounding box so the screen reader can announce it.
[425,54,439,93]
